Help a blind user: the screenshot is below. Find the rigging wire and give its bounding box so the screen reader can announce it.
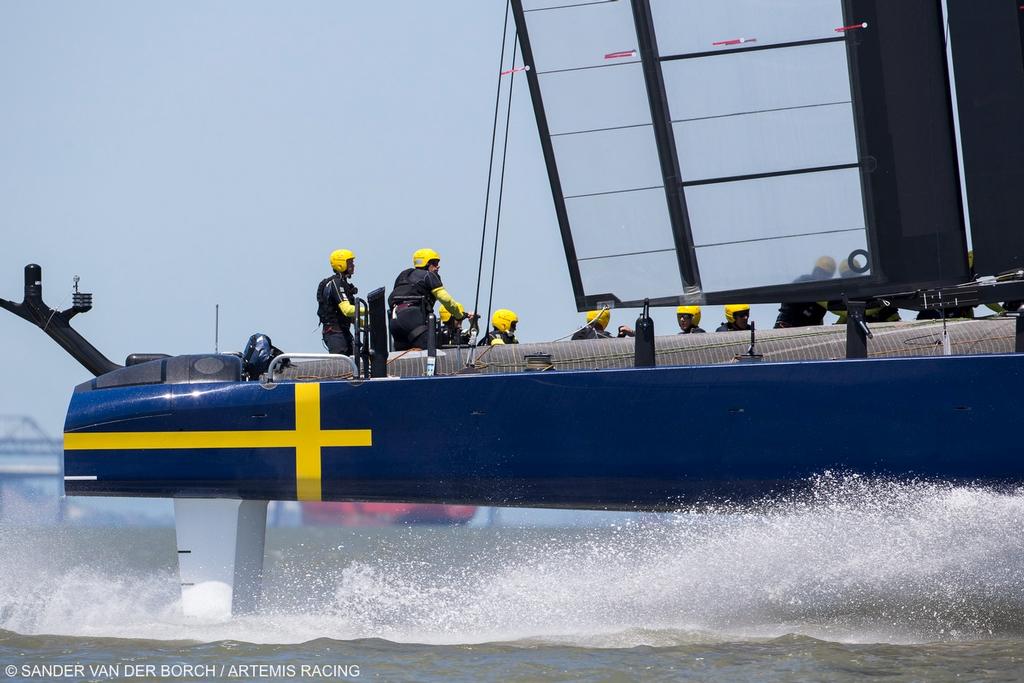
[482,34,520,341]
[548,306,612,343]
[470,0,513,332]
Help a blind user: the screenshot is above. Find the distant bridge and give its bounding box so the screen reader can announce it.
[0,416,61,476]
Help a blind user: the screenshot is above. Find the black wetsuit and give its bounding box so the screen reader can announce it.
[482,329,517,345]
[677,326,706,334]
[438,321,472,347]
[317,273,357,355]
[715,322,750,332]
[388,267,444,351]
[775,302,827,328]
[571,326,612,341]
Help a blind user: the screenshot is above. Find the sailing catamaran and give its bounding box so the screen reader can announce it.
[2,0,1023,617]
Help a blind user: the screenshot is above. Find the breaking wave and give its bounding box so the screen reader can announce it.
[0,475,1022,646]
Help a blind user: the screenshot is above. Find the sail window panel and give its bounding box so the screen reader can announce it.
[566,188,675,260]
[673,104,857,182]
[522,0,639,73]
[552,126,664,198]
[539,63,652,136]
[695,231,870,293]
[577,250,684,303]
[650,0,843,57]
[686,168,865,248]
[662,43,852,122]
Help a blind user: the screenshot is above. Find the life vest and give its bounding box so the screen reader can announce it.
[388,268,437,311]
[485,329,517,345]
[316,274,356,329]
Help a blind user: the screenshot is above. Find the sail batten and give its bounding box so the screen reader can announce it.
[660,36,846,62]
[681,163,861,189]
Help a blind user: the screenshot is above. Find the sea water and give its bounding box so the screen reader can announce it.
[1,475,1022,681]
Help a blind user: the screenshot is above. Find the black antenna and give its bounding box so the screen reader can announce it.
[736,321,764,363]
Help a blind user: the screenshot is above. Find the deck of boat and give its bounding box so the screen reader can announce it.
[270,317,1018,381]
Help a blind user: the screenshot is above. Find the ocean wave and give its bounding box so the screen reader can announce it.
[0,475,1022,646]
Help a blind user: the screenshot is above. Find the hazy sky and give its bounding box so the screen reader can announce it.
[0,1,779,434]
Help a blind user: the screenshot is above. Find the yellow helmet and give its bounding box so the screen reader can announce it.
[492,309,518,333]
[724,304,750,324]
[586,309,611,330]
[814,255,837,276]
[439,307,452,323]
[412,248,441,268]
[676,305,701,326]
[329,249,355,273]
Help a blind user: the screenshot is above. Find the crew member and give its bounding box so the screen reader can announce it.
[716,304,752,332]
[676,306,705,334]
[830,300,901,324]
[316,249,359,355]
[775,301,828,328]
[482,309,519,345]
[388,248,467,351]
[775,257,836,328]
[571,309,613,340]
[438,307,472,347]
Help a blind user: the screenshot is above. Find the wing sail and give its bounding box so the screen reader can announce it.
[513,0,970,308]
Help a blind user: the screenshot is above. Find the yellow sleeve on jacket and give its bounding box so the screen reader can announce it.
[432,287,464,320]
[338,301,366,321]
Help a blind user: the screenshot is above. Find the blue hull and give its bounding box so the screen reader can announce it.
[63,354,1024,509]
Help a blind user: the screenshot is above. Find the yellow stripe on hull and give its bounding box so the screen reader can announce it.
[63,382,372,503]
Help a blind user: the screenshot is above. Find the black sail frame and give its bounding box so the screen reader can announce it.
[513,0,970,309]
[946,0,1024,277]
[630,0,700,294]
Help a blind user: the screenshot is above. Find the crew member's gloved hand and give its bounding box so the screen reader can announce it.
[617,325,635,338]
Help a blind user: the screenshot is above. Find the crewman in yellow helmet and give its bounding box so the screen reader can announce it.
[571,308,634,340]
[438,306,472,347]
[676,305,705,334]
[716,304,752,332]
[316,248,359,355]
[572,309,612,340]
[388,248,469,351]
[482,309,519,345]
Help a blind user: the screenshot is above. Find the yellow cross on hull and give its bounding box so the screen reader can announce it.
[63,383,371,501]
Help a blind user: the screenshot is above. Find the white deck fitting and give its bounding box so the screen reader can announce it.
[174,499,268,619]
